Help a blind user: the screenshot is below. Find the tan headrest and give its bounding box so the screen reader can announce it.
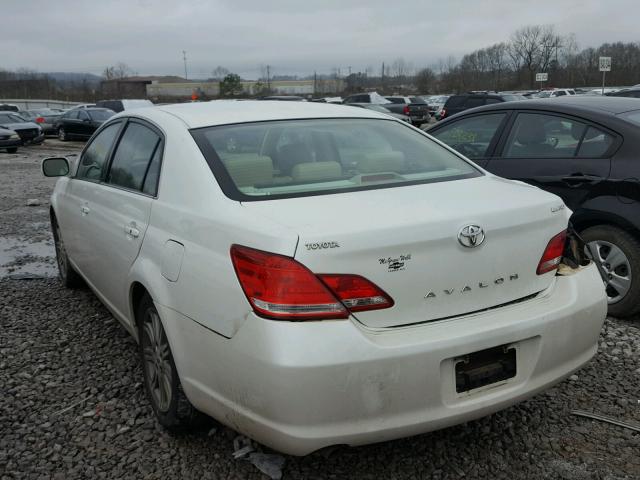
[222,154,273,187]
[291,161,342,182]
[357,151,405,173]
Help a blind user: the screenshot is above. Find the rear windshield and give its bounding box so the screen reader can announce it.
[88,109,115,121]
[620,110,640,126]
[410,97,427,104]
[191,118,481,201]
[444,96,466,107]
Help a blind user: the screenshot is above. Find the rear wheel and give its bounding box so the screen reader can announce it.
[58,127,68,141]
[52,216,83,288]
[581,225,640,318]
[137,294,204,431]
[6,147,17,153]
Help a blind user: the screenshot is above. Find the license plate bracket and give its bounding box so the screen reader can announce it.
[455,345,516,393]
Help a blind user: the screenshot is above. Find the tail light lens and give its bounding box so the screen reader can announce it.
[230,245,393,320]
[440,108,446,118]
[36,117,45,123]
[403,105,410,115]
[537,230,567,275]
[318,274,393,312]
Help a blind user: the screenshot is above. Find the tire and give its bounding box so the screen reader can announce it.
[137,294,205,432]
[52,216,83,288]
[6,147,17,153]
[581,225,640,318]
[58,127,68,141]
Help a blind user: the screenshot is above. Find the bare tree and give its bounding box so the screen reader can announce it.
[211,66,230,80]
[103,62,134,80]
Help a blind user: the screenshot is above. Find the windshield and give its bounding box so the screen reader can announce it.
[0,113,26,123]
[88,110,115,121]
[191,118,480,201]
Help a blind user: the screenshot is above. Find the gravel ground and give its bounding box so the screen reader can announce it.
[1,141,639,479]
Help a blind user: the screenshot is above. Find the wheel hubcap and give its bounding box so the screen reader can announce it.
[142,309,172,412]
[587,240,632,304]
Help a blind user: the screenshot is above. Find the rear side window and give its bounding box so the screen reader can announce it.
[76,123,121,181]
[106,122,162,193]
[503,113,587,158]
[444,96,466,108]
[464,98,485,108]
[431,113,506,159]
[577,127,614,157]
[192,118,481,201]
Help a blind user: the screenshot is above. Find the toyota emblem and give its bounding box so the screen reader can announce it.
[458,225,485,248]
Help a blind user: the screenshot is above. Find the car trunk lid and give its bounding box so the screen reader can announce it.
[241,176,569,328]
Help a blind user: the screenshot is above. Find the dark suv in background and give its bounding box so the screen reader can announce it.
[440,92,526,120]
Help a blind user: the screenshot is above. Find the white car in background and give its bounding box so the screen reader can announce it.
[536,89,576,98]
[42,101,606,455]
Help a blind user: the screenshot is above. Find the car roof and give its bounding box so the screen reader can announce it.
[136,100,390,129]
[447,96,640,116]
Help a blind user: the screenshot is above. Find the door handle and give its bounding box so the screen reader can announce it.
[124,225,140,238]
[561,173,602,186]
[80,205,90,215]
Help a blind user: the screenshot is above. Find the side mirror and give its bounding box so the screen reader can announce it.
[42,157,70,177]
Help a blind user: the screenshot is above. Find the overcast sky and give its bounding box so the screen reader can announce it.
[4,0,638,79]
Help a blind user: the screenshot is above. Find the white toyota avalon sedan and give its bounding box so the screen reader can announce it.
[42,101,607,455]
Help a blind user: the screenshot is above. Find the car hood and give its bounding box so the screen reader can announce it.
[0,122,40,130]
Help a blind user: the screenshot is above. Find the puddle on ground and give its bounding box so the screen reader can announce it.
[0,236,58,279]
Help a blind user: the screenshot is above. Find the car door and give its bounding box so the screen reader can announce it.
[485,111,615,210]
[81,119,163,321]
[428,111,510,168]
[63,110,82,135]
[59,121,124,274]
[77,110,93,137]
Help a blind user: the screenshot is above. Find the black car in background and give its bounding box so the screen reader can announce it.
[428,96,640,317]
[56,108,115,141]
[607,87,640,98]
[440,92,527,120]
[0,112,45,144]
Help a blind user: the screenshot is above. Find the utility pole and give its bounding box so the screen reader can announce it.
[381,62,385,90]
[313,71,317,96]
[266,65,271,93]
[182,50,188,80]
[348,66,352,76]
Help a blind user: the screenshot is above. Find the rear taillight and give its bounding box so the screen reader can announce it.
[537,230,567,275]
[403,105,410,115]
[440,108,446,118]
[230,245,393,320]
[36,117,45,123]
[318,274,393,312]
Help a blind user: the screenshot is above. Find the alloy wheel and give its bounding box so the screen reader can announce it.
[588,240,632,304]
[142,309,173,412]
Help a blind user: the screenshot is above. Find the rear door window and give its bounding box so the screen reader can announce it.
[503,113,587,158]
[431,113,507,159]
[106,122,162,192]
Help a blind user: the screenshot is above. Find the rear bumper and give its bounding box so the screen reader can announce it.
[160,263,606,455]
